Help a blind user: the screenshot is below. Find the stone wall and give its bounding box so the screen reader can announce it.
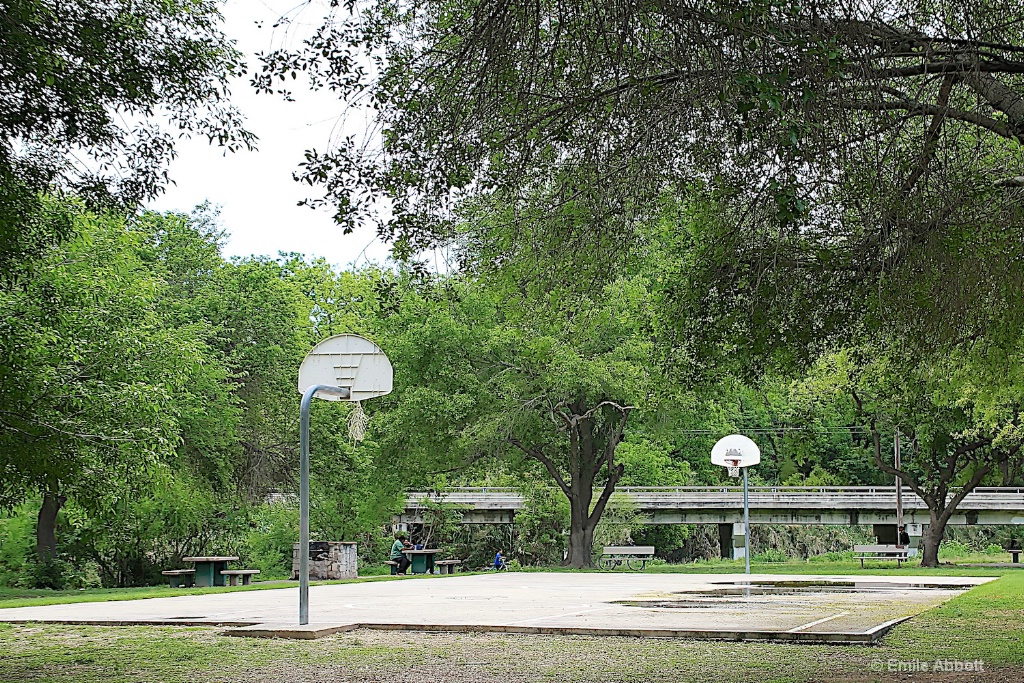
[291,541,358,580]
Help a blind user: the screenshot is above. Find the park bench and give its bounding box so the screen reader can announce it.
[1009,548,1021,564]
[853,544,909,568]
[161,569,196,588]
[220,569,260,586]
[435,559,462,574]
[599,546,655,571]
[385,560,400,575]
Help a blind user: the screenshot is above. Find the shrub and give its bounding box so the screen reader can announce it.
[939,540,972,558]
[244,504,299,578]
[808,550,855,563]
[753,548,789,563]
[0,509,35,587]
[984,543,1004,556]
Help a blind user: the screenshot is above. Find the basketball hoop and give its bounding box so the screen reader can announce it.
[710,435,761,576]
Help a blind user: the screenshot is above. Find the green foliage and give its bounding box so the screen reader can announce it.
[808,550,855,563]
[514,483,569,566]
[0,206,221,511]
[0,509,36,587]
[244,504,299,579]
[592,495,644,554]
[752,548,789,563]
[0,0,253,285]
[940,540,974,559]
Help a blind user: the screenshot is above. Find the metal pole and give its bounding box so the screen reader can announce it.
[299,384,349,626]
[895,430,903,529]
[743,467,750,575]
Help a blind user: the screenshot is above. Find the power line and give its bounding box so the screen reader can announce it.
[675,426,872,435]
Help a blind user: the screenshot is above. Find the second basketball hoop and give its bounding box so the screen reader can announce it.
[711,434,760,575]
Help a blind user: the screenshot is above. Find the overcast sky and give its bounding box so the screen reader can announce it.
[148,0,392,268]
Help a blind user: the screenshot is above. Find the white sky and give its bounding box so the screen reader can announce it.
[148,0,391,268]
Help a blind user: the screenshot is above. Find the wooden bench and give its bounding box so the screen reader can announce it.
[220,569,260,586]
[161,569,196,588]
[435,559,462,574]
[853,545,909,568]
[600,546,655,571]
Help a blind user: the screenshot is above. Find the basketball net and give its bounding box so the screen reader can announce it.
[348,401,368,442]
[726,460,741,478]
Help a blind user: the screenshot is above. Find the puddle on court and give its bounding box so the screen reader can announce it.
[616,580,967,609]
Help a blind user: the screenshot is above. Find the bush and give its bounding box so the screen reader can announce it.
[753,548,789,563]
[807,550,855,563]
[244,504,298,579]
[0,509,35,587]
[984,543,1005,556]
[939,539,972,558]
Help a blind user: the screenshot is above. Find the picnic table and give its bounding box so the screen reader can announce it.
[182,556,239,587]
[402,548,441,574]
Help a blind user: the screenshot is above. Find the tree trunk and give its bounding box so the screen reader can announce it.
[36,491,65,562]
[921,513,947,567]
[565,510,598,568]
[564,472,596,568]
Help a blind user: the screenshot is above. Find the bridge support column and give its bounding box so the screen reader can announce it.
[907,523,924,558]
[730,523,747,561]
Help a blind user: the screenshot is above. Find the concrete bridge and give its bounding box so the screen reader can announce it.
[400,486,1024,527]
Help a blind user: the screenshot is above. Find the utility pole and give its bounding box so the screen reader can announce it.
[895,430,903,528]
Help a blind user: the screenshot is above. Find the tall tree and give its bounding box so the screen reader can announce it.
[1,0,255,281]
[792,343,1024,566]
[0,204,223,561]
[261,0,1024,347]
[370,263,661,567]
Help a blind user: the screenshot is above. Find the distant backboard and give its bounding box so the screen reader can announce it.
[711,434,761,469]
[297,334,393,402]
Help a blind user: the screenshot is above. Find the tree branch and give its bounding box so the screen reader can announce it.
[587,463,625,527]
[841,99,1018,140]
[509,438,570,495]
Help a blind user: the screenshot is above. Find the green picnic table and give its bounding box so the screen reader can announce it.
[402,548,441,574]
[182,556,239,587]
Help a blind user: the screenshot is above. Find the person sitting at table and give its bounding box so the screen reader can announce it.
[391,535,413,575]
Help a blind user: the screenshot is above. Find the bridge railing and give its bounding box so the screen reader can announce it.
[406,486,1023,495]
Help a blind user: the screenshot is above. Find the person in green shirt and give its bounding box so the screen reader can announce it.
[391,535,412,574]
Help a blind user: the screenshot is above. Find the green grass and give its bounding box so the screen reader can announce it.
[0,570,1021,682]
[0,571,487,609]
[523,557,1020,577]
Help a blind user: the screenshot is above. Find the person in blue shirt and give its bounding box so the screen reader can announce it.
[494,549,505,570]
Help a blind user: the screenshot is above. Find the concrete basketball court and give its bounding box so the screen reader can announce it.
[0,572,993,644]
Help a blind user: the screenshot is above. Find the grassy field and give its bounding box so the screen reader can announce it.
[0,572,486,609]
[0,563,1021,682]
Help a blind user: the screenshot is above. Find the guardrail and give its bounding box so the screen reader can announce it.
[406,486,1023,495]
[403,487,1024,513]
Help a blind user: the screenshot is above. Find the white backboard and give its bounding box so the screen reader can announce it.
[711,434,761,469]
[298,334,393,402]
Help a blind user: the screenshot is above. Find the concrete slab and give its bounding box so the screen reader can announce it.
[0,572,992,644]
[223,623,357,639]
